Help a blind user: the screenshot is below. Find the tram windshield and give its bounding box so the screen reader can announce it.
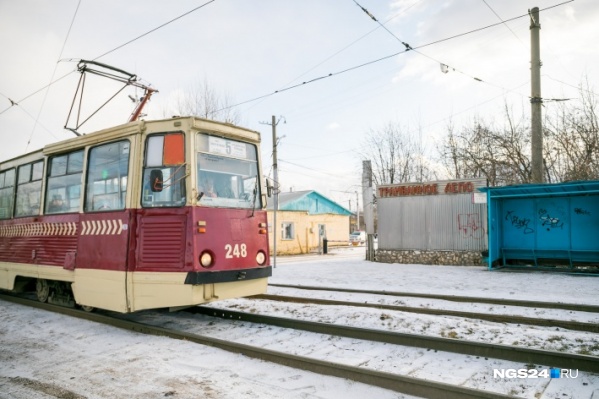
[196,134,261,209]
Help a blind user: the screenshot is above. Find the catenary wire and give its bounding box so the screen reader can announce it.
[220,1,573,112]
[26,0,82,151]
[481,0,525,46]
[351,0,569,97]
[0,1,218,117]
[245,0,423,112]
[92,0,217,61]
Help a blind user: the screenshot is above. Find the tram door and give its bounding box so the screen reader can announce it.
[73,140,132,312]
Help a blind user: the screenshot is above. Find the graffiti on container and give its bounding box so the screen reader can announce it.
[538,208,564,230]
[458,213,485,239]
[574,207,591,216]
[505,211,534,234]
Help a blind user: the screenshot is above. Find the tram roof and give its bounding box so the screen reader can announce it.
[1,116,261,167]
[479,180,599,199]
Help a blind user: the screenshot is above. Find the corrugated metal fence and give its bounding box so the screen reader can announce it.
[378,179,487,252]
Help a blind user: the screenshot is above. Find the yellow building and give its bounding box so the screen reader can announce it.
[266,190,352,255]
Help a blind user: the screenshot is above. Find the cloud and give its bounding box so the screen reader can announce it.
[327,122,341,130]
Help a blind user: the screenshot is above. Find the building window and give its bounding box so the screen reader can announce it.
[281,222,294,240]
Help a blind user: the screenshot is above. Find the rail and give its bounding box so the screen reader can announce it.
[0,293,518,399]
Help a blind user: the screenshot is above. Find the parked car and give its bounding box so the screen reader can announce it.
[349,231,366,245]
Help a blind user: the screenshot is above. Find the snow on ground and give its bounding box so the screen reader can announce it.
[1,246,598,398]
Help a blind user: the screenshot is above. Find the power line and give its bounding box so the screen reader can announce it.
[0,1,218,117]
[284,148,356,161]
[26,0,82,151]
[414,0,574,51]
[93,0,217,60]
[221,1,573,112]
[481,0,525,46]
[259,0,423,100]
[279,159,349,179]
[544,74,598,97]
[0,72,73,116]
[351,0,552,97]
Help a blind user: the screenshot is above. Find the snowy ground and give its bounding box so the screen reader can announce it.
[1,246,598,398]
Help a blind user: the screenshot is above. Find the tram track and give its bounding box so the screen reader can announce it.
[269,283,599,313]
[192,306,599,374]
[0,293,518,399]
[252,293,599,333]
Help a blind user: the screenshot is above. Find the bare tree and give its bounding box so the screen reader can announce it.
[438,107,531,186]
[361,121,434,186]
[170,77,241,124]
[545,80,599,182]
[439,80,599,187]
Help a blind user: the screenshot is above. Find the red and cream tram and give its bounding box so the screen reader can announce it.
[0,116,271,312]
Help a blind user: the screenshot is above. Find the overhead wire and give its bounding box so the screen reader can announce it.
[25,0,82,150]
[245,0,423,111]
[92,0,216,61]
[0,0,218,117]
[275,1,571,189]
[351,0,540,98]
[220,1,573,113]
[411,0,574,51]
[0,73,73,116]
[481,0,525,46]
[279,159,351,179]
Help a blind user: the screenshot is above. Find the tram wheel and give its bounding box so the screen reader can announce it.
[36,279,50,303]
[80,305,95,312]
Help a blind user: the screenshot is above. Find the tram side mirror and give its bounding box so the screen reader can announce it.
[150,169,164,192]
[266,179,273,197]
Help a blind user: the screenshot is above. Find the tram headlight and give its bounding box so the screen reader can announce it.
[199,251,214,268]
[256,251,266,266]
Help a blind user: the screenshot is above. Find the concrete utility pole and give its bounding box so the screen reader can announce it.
[260,115,283,267]
[362,160,376,261]
[271,115,279,268]
[530,7,544,183]
[362,160,374,235]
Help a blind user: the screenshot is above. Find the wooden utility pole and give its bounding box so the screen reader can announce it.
[530,7,543,183]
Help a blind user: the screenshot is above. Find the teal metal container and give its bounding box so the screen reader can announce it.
[480,181,599,272]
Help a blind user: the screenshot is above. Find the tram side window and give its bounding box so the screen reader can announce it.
[142,133,186,208]
[15,161,44,217]
[45,150,83,214]
[0,169,16,219]
[85,141,130,212]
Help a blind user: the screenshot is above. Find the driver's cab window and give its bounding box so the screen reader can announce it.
[196,134,261,209]
[142,133,186,208]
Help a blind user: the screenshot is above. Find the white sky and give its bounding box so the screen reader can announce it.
[1,248,598,398]
[1,0,598,208]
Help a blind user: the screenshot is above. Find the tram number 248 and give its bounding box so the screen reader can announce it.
[225,243,247,258]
